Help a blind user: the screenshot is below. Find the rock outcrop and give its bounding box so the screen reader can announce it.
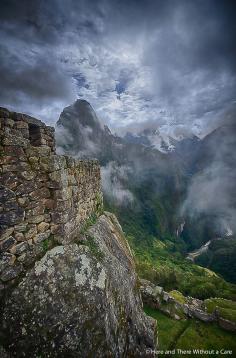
[140,279,236,332]
[1,213,157,356]
[0,108,157,356]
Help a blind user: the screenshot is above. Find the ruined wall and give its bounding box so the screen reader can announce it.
[0,108,103,289]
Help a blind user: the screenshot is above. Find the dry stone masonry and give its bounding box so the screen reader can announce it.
[140,279,236,332]
[0,107,103,290]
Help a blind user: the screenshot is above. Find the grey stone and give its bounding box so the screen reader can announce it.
[0,236,16,253]
[0,264,23,282]
[33,230,51,244]
[0,253,16,273]
[0,227,14,241]
[10,242,28,255]
[218,317,236,332]
[1,213,157,356]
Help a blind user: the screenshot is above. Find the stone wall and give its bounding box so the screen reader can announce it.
[140,279,236,332]
[0,108,103,290]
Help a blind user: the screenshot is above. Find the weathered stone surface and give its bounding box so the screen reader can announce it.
[10,242,28,255]
[20,170,36,181]
[2,134,29,147]
[29,187,50,200]
[0,208,25,226]
[15,181,41,196]
[0,227,14,241]
[0,237,16,252]
[27,215,45,224]
[188,307,215,322]
[1,173,20,190]
[33,230,51,244]
[218,317,236,332]
[0,186,15,202]
[3,146,25,158]
[0,253,16,273]
[1,213,157,356]
[24,226,38,240]
[0,264,23,282]
[14,232,25,242]
[40,155,67,172]
[37,222,50,233]
[17,197,28,207]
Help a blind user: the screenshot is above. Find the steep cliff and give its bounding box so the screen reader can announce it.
[0,108,157,356]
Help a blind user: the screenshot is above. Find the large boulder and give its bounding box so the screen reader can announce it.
[1,212,157,357]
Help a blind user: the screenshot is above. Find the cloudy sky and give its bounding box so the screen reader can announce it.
[0,0,235,137]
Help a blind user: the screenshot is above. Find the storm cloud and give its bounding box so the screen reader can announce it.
[0,0,235,133]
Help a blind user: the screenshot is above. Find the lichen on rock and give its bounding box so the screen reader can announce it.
[1,213,157,356]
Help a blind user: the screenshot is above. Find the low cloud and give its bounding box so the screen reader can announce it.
[181,112,236,236]
[101,162,134,205]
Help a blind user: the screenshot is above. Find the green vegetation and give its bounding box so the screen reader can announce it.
[169,290,187,304]
[196,238,236,284]
[132,235,236,300]
[83,234,105,261]
[144,305,189,351]
[104,177,236,301]
[41,237,53,252]
[80,213,98,235]
[205,298,236,323]
[144,305,236,356]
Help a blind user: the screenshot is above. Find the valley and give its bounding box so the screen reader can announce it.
[56,99,236,299]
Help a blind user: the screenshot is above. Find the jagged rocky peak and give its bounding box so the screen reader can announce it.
[56,99,120,161]
[58,99,101,130]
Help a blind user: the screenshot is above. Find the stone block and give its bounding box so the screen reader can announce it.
[25,225,37,240]
[0,227,14,241]
[15,121,28,129]
[48,169,68,188]
[33,230,51,244]
[27,215,46,224]
[14,224,27,233]
[3,118,15,127]
[51,211,70,224]
[43,199,55,209]
[10,242,28,255]
[0,187,15,202]
[29,187,50,201]
[0,208,25,226]
[0,264,23,282]
[1,173,20,190]
[15,181,41,196]
[218,317,236,332]
[25,146,51,158]
[25,204,45,218]
[0,253,16,273]
[20,171,36,181]
[37,222,50,233]
[14,232,25,242]
[2,134,29,147]
[2,162,31,174]
[40,155,67,172]
[17,197,28,207]
[3,145,25,158]
[0,236,16,253]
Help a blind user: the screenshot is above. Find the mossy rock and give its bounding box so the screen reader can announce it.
[169,290,187,304]
[205,298,236,323]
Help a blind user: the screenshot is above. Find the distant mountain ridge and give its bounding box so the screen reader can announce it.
[56,99,236,284]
